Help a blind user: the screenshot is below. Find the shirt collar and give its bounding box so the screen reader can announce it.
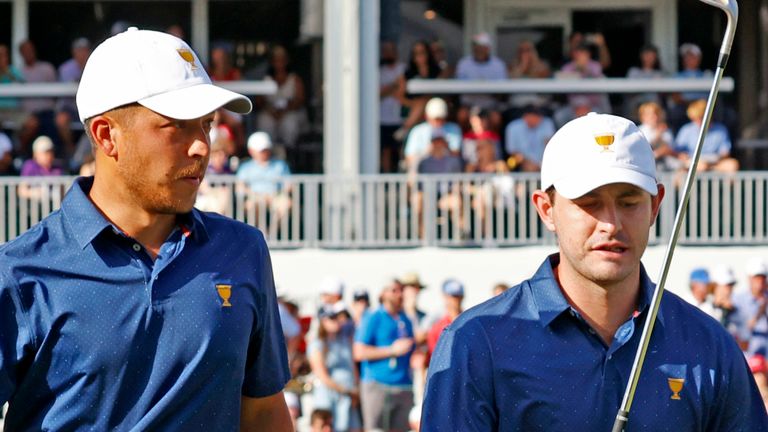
[530,253,664,328]
[62,177,209,249]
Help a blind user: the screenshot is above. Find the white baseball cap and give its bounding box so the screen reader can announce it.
[711,265,736,286]
[425,97,448,119]
[32,136,54,153]
[247,131,272,152]
[540,113,658,199]
[76,27,251,122]
[472,32,493,47]
[319,277,345,296]
[746,257,768,277]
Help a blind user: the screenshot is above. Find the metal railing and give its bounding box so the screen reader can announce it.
[1,172,767,248]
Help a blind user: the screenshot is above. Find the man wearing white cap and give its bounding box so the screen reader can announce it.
[403,97,461,172]
[0,28,292,430]
[734,258,768,356]
[423,113,767,430]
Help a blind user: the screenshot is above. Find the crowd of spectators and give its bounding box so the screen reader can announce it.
[379,33,740,177]
[687,258,768,409]
[277,273,511,431]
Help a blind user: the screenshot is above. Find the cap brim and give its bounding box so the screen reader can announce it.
[139,83,252,120]
[553,167,658,199]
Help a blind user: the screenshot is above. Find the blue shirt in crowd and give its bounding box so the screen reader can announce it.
[674,121,732,161]
[422,255,767,431]
[733,290,768,356]
[504,116,556,166]
[236,158,291,195]
[404,122,463,159]
[0,177,290,431]
[355,307,414,387]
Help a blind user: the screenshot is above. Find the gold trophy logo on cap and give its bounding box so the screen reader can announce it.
[594,133,615,152]
[177,49,198,70]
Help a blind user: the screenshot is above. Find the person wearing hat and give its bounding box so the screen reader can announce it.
[404,97,462,173]
[351,288,371,326]
[709,265,742,344]
[308,304,362,432]
[236,130,292,222]
[20,135,63,177]
[504,104,556,172]
[688,267,715,317]
[422,113,766,430]
[0,28,292,430]
[734,258,768,357]
[426,279,465,357]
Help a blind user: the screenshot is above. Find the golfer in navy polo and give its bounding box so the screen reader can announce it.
[0,29,292,430]
[422,113,768,431]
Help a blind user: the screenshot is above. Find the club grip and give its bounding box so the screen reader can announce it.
[611,410,629,432]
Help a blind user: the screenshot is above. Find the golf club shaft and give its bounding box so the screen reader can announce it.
[611,2,738,431]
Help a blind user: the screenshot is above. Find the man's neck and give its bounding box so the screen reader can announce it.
[554,264,641,345]
[89,175,178,259]
[383,302,400,317]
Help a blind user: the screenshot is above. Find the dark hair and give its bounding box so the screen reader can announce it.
[310,409,333,424]
[639,44,662,70]
[546,186,556,204]
[405,40,441,80]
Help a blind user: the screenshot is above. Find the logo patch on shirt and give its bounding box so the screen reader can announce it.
[177,49,198,71]
[594,133,614,152]
[215,284,232,307]
[667,377,685,400]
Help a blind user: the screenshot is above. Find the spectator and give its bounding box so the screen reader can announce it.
[426,279,465,357]
[625,44,665,115]
[492,282,509,296]
[417,129,463,175]
[429,39,454,78]
[207,127,234,175]
[256,45,308,149]
[55,37,91,156]
[462,106,501,172]
[318,276,345,307]
[236,131,292,218]
[504,104,556,172]
[379,41,406,173]
[637,102,679,172]
[165,24,186,40]
[710,265,743,345]
[208,44,242,81]
[20,135,63,176]
[674,99,738,173]
[455,32,507,117]
[0,43,25,126]
[397,41,442,143]
[0,132,16,176]
[399,272,427,334]
[507,40,552,114]
[668,43,711,124]
[688,268,715,317]
[735,258,768,356]
[351,288,371,326]
[564,32,611,71]
[308,304,362,432]
[310,409,334,432]
[748,355,768,411]
[404,97,461,173]
[557,42,610,114]
[17,40,57,157]
[353,280,415,432]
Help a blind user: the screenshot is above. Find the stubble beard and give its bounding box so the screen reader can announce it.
[117,152,202,215]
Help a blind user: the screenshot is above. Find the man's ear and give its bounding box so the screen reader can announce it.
[88,115,120,160]
[532,189,556,232]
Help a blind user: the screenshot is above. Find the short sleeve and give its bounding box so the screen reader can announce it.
[354,312,378,346]
[422,319,497,431]
[241,233,291,398]
[0,270,34,405]
[307,338,324,356]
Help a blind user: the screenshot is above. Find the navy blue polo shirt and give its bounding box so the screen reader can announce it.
[422,255,768,431]
[0,177,290,431]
